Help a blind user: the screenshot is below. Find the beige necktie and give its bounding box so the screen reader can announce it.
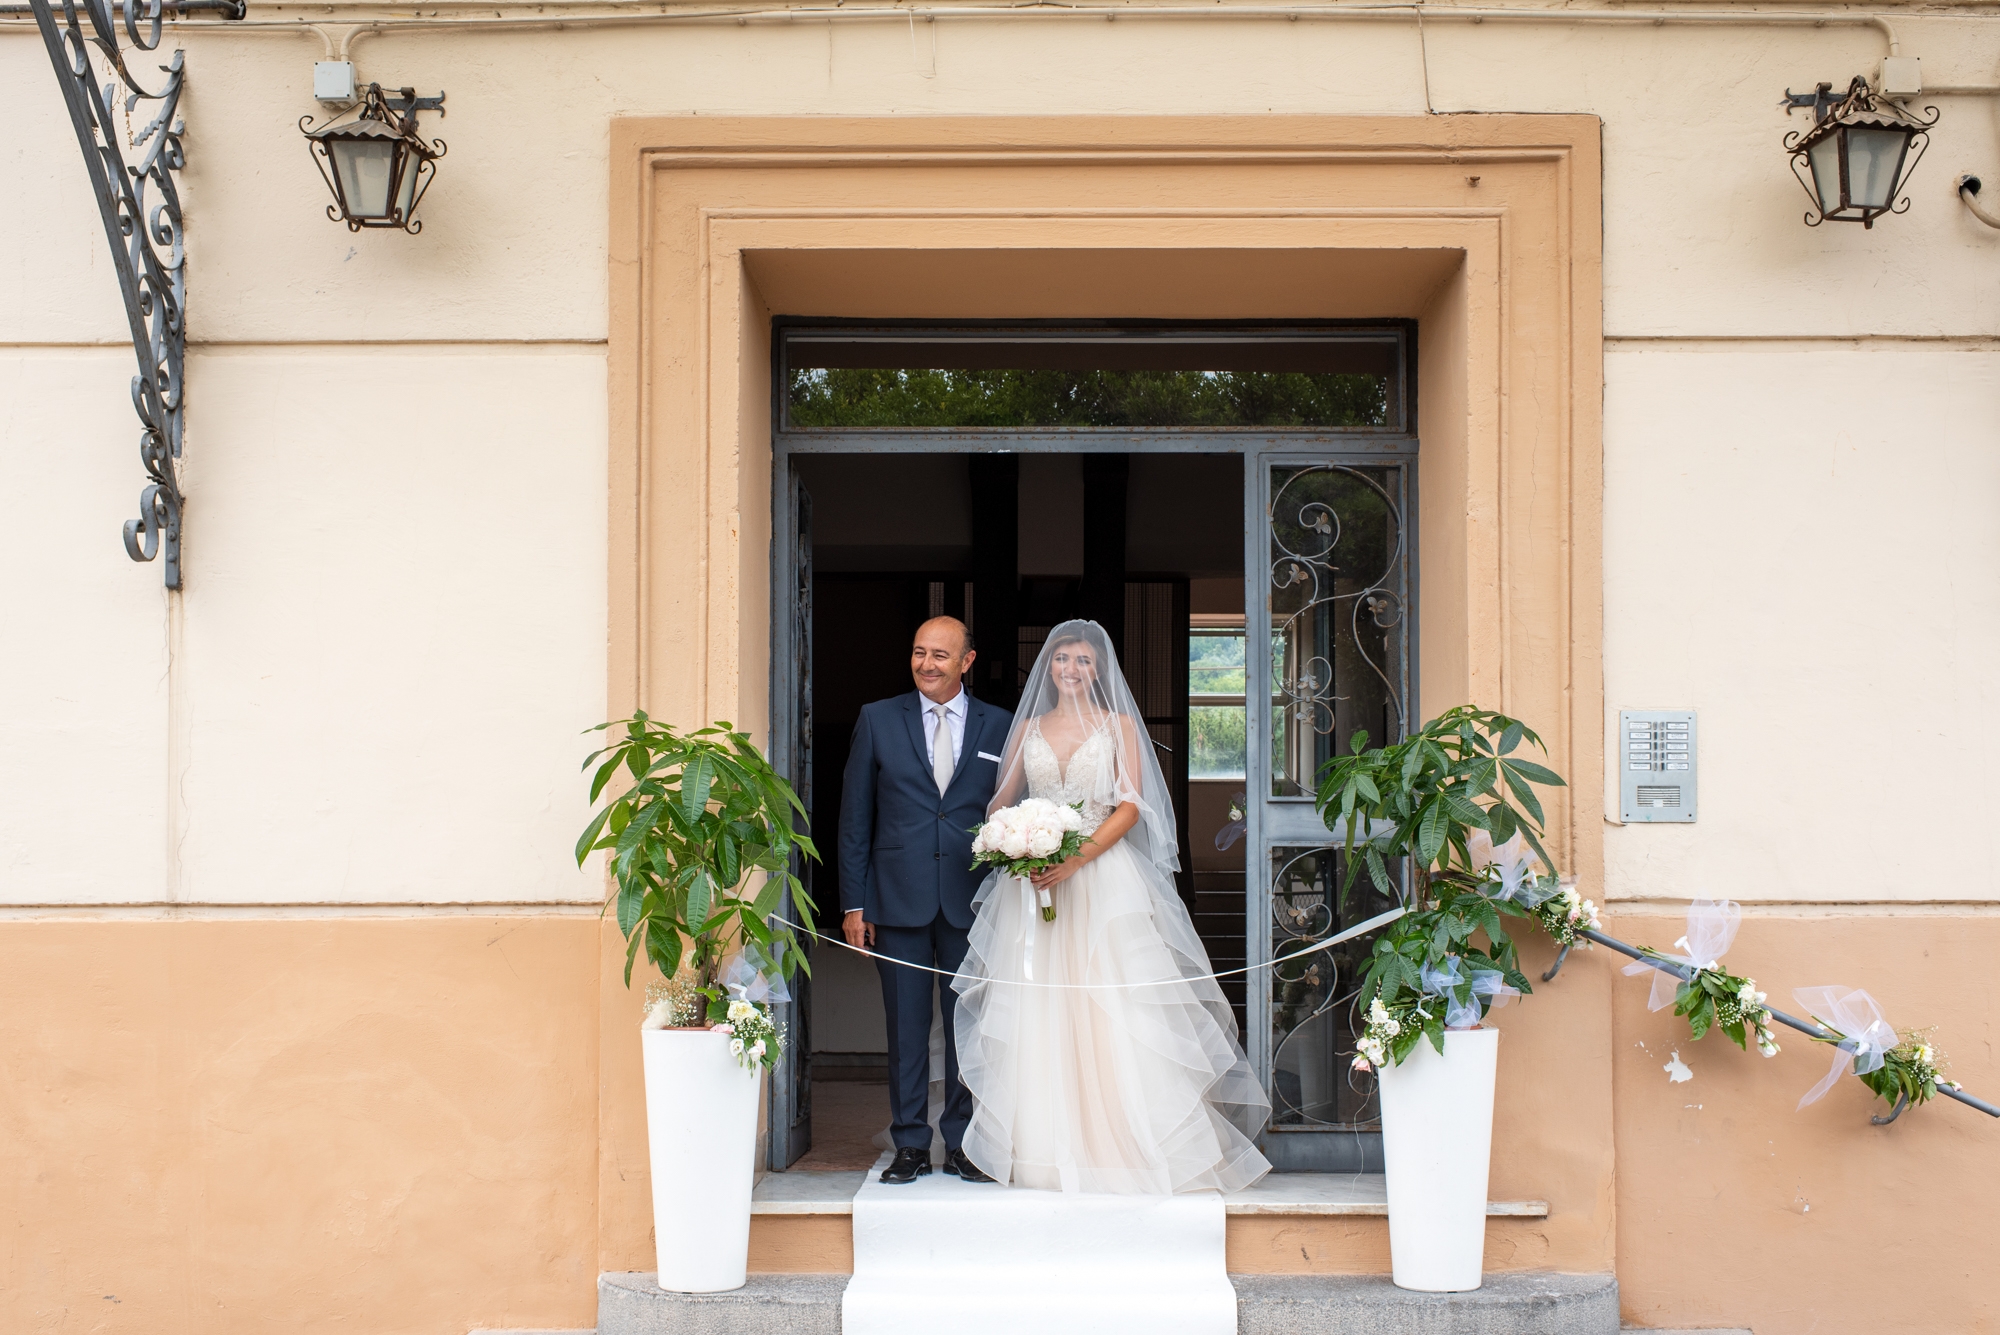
[932,704,954,794]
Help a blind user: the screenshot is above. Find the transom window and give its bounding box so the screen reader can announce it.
[781,327,1403,432]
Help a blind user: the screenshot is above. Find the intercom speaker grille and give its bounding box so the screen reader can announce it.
[1634,785,1681,808]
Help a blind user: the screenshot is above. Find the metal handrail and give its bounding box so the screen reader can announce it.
[1543,928,2000,1124]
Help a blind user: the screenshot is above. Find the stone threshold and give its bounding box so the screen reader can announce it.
[752,1169,1550,1218]
[596,1271,1622,1334]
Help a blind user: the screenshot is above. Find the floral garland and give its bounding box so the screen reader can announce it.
[1641,953,1782,1059]
[1488,865,1602,947]
[1818,1023,1954,1110]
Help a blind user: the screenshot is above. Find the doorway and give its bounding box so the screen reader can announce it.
[767,323,1416,1175]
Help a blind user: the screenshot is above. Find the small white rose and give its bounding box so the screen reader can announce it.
[729,1038,745,1056]
[1383,1019,1401,1038]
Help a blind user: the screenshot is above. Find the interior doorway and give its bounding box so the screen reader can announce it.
[786,451,1249,1169]
[767,323,1417,1175]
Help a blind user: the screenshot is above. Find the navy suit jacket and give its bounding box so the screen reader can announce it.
[838,691,1015,930]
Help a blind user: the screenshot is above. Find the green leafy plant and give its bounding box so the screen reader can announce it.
[575,713,818,1009]
[1316,706,1568,1067]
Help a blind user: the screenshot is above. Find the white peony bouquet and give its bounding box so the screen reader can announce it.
[971,798,1086,921]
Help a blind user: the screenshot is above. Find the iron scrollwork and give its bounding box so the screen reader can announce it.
[1267,465,1408,794]
[29,0,234,588]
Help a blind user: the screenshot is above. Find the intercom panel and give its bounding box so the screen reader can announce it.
[1619,709,1696,823]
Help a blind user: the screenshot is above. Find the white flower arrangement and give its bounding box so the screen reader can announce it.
[971,798,1087,921]
[714,997,783,1072]
[1353,994,1427,1073]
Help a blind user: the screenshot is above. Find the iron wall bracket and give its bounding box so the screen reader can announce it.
[28,0,235,588]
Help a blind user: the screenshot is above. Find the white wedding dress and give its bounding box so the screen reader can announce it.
[952,719,1272,1195]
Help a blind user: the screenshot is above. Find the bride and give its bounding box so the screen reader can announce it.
[953,620,1271,1195]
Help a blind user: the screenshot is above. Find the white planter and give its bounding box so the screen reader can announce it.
[641,1027,762,1293]
[1376,1026,1500,1293]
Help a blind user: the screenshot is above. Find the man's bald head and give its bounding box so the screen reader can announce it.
[911,617,976,704]
[916,616,973,656]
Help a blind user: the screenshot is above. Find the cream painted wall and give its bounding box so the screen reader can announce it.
[0,354,169,901]
[1602,345,2000,904]
[5,13,1997,908]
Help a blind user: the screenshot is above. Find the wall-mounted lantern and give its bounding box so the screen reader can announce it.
[1782,77,1937,228]
[301,83,446,233]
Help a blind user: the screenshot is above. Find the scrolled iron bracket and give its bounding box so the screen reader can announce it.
[28,0,238,588]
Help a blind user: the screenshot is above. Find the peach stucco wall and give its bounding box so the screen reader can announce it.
[0,918,602,1335]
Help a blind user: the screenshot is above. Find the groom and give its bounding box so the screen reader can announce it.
[839,616,1013,1185]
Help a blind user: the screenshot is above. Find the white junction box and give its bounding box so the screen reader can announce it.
[1879,56,1922,100]
[1619,709,1696,823]
[314,61,357,103]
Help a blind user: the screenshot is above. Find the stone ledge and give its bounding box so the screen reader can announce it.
[750,1169,1548,1218]
[1234,1273,1620,1334]
[599,1273,846,1335]
[597,1270,1619,1335]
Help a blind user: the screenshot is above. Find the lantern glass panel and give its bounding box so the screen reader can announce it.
[331,137,398,219]
[1846,125,1910,210]
[394,150,423,221]
[1808,133,1844,214]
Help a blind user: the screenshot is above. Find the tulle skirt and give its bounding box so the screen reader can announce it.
[952,841,1272,1195]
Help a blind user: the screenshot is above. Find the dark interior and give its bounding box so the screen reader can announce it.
[788,451,1248,1167]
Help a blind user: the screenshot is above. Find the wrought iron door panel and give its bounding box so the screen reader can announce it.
[1250,456,1413,1160]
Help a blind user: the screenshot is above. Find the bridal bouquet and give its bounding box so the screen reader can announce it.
[972,798,1086,921]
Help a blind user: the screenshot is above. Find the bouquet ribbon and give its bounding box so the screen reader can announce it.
[1793,985,1899,1109]
[1624,898,1739,1012]
[720,940,791,1006]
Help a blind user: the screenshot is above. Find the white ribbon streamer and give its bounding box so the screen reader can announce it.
[776,906,1406,991]
[1793,985,1899,1110]
[1624,898,1740,1012]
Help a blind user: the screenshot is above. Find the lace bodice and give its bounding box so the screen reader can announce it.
[1024,722,1119,835]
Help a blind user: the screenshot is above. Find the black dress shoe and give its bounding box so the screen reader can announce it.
[878,1146,932,1184]
[942,1147,997,1184]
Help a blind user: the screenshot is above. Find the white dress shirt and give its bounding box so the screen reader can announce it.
[922,686,968,770]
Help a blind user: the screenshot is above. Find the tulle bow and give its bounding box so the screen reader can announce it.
[1793,985,1899,1109]
[1420,956,1519,1030]
[1472,832,1553,908]
[1625,898,1740,1012]
[720,940,791,1006]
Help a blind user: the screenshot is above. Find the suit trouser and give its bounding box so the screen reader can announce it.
[872,914,973,1153]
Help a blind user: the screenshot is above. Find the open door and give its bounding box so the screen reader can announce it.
[770,478,813,1169]
[1247,448,1415,1172]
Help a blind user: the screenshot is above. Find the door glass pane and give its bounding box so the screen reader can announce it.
[1268,464,1407,797]
[1269,847,1400,1128]
[786,334,1398,430]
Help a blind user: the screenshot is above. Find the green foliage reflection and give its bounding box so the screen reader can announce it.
[788,367,1389,429]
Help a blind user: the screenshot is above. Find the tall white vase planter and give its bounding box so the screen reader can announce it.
[642,1028,762,1292]
[1376,1026,1500,1293]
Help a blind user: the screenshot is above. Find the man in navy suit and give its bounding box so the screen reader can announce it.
[839,616,1013,1185]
